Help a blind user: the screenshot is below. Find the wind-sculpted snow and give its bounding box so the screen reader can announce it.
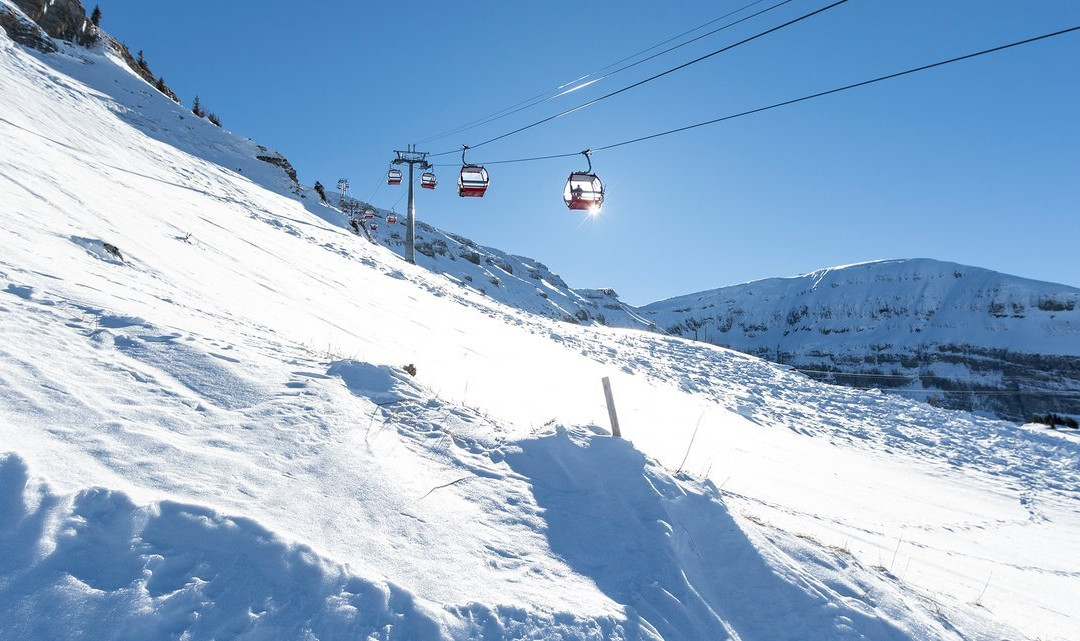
[0,454,445,640]
[1,17,1077,640]
[0,428,1006,641]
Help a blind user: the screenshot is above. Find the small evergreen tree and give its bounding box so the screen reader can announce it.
[90,5,102,26]
[136,50,147,70]
[155,76,167,93]
[207,113,222,127]
[313,181,327,203]
[191,95,205,117]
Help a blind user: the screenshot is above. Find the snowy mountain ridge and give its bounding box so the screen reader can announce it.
[2,8,1079,640]
[615,258,1080,421]
[642,257,1080,354]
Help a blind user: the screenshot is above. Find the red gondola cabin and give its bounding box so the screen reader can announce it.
[458,165,489,197]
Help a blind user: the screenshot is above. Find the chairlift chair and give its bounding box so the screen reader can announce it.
[458,146,489,198]
[370,222,379,231]
[387,168,403,185]
[387,213,397,224]
[564,150,603,212]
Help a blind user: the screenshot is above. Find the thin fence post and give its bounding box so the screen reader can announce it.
[601,376,621,438]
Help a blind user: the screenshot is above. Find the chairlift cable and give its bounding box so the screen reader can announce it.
[365,180,383,205]
[429,25,1079,167]
[414,0,777,144]
[596,24,1080,152]
[594,0,778,74]
[427,0,852,157]
[414,0,795,145]
[430,150,580,168]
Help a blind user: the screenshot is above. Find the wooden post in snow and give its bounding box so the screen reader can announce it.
[601,376,622,438]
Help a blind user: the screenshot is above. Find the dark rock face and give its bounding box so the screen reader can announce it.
[752,344,1080,423]
[0,7,58,52]
[3,1,181,103]
[11,0,95,46]
[255,148,299,187]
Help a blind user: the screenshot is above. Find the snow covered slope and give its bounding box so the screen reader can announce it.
[613,259,1080,421]
[341,205,1080,424]
[2,10,1079,640]
[309,191,655,332]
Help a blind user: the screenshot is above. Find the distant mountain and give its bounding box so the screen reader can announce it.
[614,259,1080,421]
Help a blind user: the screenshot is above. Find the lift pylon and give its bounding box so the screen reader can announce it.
[390,145,432,264]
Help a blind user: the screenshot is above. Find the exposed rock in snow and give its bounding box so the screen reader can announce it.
[10,0,94,46]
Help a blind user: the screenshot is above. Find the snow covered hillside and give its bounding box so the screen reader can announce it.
[608,259,1080,422]
[325,198,655,332]
[2,6,1079,640]
[333,203,1080,424]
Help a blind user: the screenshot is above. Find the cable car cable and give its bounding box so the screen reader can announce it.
[431,150,581,167]
[414,0,796,146]
[593,0,778,74]
[414,0,778,145]
[595,23,1080,152]
[365,180,383,205]
[429,24,1080,167]
[427,0,852,157]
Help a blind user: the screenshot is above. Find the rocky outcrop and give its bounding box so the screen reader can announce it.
[105,37,172,96]
[0,6,58,52]
[10,0,95,46]
[2,0,181,103]
[255,146,299,187]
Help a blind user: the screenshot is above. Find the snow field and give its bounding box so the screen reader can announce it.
[1,15,1077,639]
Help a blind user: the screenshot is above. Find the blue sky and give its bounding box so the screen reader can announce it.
[95,0,1080,305]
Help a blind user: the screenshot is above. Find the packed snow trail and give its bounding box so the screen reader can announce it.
[1,10,1077,640]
